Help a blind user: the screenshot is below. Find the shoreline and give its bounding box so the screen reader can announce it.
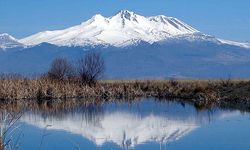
[1,79,250,111]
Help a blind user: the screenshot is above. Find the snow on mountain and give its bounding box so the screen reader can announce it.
[0,33,24,49]
[19,10,199,47]
[218,39,250,49]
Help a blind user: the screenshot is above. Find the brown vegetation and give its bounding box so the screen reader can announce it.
[0,78,250,110]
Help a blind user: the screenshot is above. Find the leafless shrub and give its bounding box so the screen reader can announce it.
[47,58,75,81]
[77,52,105,85]
[220,78,232,87]
[0,111,22,150]
[169,78,178,87]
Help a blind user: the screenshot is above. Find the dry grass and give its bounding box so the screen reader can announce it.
[0,78,250,110]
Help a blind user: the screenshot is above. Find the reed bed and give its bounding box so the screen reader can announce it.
[1,78,250,110]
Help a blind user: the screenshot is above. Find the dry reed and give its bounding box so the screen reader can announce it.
[0,78,250,110]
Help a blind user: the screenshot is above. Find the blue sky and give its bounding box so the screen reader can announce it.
[0,0,249,42]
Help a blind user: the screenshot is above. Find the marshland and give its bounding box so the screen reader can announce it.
[0,52,250,111]
[1,52,250,150]
[1,77,250,111]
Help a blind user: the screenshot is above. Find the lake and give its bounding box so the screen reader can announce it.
[2,98,250,150]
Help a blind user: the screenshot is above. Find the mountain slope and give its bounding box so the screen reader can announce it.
[218,39,250,49]
[1,41,250,79]
[0,33,24,49]
[19,10,199,47]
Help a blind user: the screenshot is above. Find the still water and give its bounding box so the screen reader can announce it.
[5,99,250,150]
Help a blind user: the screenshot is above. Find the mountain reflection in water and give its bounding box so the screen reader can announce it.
[15,99,241,149]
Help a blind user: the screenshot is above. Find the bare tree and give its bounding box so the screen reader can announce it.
[48,58,74,81]
[77,52,105,85]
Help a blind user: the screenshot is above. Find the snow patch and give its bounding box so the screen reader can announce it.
[218,39,250,49]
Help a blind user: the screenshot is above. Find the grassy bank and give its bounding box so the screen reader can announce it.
[0,78,250,110]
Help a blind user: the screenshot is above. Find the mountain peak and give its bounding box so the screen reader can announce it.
[0,33,23,49]
[91,14,105,20]
[117,10,135,15]
[115,10,137,21]
[19,11,200,47]
[0,33,16,41]
[81,14,105,24]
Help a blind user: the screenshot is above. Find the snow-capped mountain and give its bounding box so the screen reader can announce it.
[1,10,250,78]
[0,33,24,49]
[19,10,199,47]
